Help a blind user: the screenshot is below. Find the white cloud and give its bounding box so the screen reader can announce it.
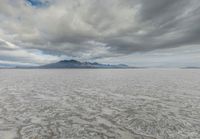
[0,38,60,65]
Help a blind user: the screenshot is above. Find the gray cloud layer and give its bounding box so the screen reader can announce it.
[0,0,200,66]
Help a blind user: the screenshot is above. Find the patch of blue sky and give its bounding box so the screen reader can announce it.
[26,0,50,8]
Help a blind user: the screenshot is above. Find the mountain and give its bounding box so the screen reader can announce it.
[38,60,129,69]
[182,67,200,69]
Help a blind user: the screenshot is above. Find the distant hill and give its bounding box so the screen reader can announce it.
[38,60,129,69]
[182,67,200,69]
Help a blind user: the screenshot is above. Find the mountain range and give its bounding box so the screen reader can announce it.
[37,60,129,69]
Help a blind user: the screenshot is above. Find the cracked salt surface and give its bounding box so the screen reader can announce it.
[0,69,200,139]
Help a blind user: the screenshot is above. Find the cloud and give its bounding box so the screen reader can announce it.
[0,0,200,67]
[96,44,200,68]
[0,38,61,66]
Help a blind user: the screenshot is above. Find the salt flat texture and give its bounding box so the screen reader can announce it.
[0,69,200,139]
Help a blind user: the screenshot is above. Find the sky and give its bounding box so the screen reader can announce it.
[0,0,200,67]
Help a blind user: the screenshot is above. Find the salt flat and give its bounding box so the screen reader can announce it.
[0,69,200,139]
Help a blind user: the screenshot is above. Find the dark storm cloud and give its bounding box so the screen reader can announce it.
[103,0,200,54]
[0,0,200,66]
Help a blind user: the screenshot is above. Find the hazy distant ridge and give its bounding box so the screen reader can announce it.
[38,60,129,69]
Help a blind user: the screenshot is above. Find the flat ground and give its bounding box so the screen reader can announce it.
[0,69,199,139]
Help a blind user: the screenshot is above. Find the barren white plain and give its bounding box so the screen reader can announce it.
[0,69,200,139]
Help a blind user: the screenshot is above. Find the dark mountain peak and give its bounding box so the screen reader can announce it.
[39,59,129,69]
[59,59,80,63]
